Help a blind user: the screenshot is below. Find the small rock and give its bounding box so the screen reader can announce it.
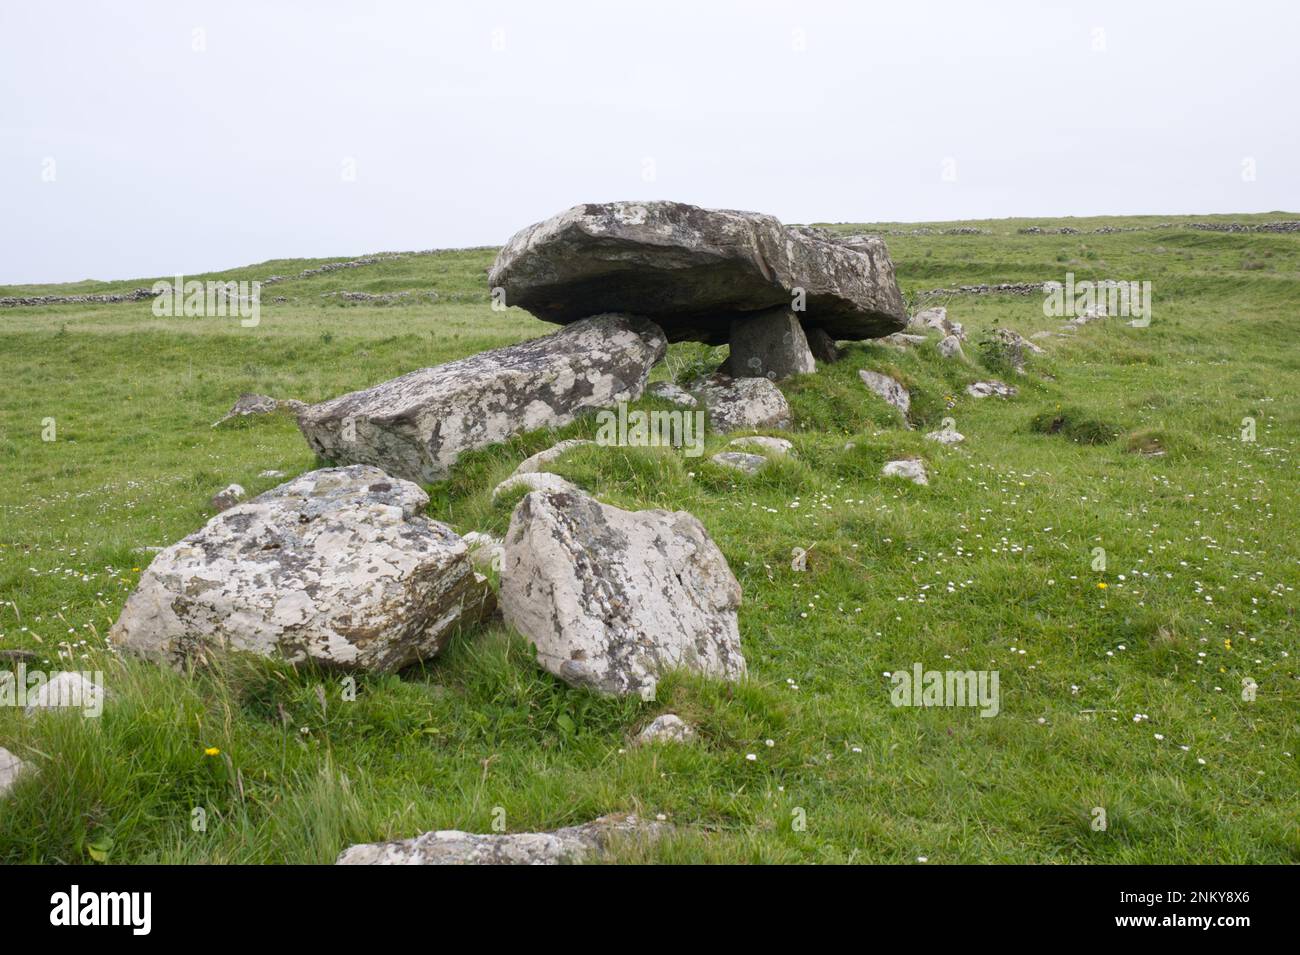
[937,335,965,359]
[461,531,504,572]
[728,436,794,456]
[881,333,929,348]
[636,714,697,745]
[513,439,593,475]
[492,471,579,502]
[966,380,1017,399]
[859,370,911,421]
[690,374,791,433]
[209,483,246,511]
[336,813,667,865]
[212,393,306,428]
[910,307,965,341]
[0,747,31,797]
[925,428,965,445]
[882,459,928,486]
[258,469,286,479]
[711,451,767,474]
[646,382,697,407]
[24,672,108,715]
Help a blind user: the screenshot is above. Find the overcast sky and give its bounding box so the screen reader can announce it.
[1,0,1296,284]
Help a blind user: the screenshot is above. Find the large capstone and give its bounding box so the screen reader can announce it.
[297,314,666,483]
[109,466,495,672]
[499,488,745,699]
[487,201,906,344]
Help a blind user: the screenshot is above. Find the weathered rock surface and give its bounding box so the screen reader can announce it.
[646,381,697,407]
[859,370,911,421]
[110,466,494,672]
[910,306,965,341]
[726,308,816,381]
[690,375,791,433]
[925,428,965,445]
[492,470,579,502]
[461,531,504,573]
[499,488,745,699]
[636,714,697,745]
[513,439,593,475]
[937,335,965,359]
[728,436,794,456]
[212,393,306,428]
[882,459,928,486]
[0,747,29,797]
[990,327,1046,373]
[711,451,767,474]
[336,813,667,865]
[487,201,906,344]
[882,332,929,348]
[210,483,246,512]
[298,314,666,483]
[804,325,841,363]
[966,380,1018,399]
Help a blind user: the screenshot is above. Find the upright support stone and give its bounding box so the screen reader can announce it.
[727,308,815,381]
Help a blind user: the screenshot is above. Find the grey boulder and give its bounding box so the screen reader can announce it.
[298,314,666,483]
[109,466,494,673]
[690,374,792,433]
[726,308,816,381]
[487,201,906,344]
[499,488,745,699]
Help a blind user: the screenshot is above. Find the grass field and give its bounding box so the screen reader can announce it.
[0,212,1296,864]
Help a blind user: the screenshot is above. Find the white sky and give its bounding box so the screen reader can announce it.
[1,0,1296,284]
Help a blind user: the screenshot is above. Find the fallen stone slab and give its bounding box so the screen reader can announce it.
[636,714,697,745]
[726,308,816,381]
[298,314,666,483]
[336,813,667,865]
[110,466,494,673]
[0,747,30,797]
[493,471,579,502]
[966,380,1017,399]
[882,459,928,486]
[711,451,767,474]
[859,369,911,422]
[499,488,745,699]
[690,375,791,433]
[487,201,906,344]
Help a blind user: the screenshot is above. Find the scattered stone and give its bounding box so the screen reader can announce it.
[298,314,666,483]
[499,488,745,699]
[990,327,1045,373]
[488,200,906,344]
[937,335,965,359]
[804,325,841,363]
[212,393,306,428]
[728,436,794,456]
[636,714,697,745]
[881,333,928,348]
[711,451,767,474]
[858,370,911,422]
[258,469,286,479]
[690,375,791,433]
[336,813,667,865]
[0,748,29,797]
[726,307,816,381]
[966,380,1018,399]
[493,471,579,502]
[513,439,593,475]
[910,306,965,341]
[881,459,928,486]
[110,466,494,673]
[646,381,697,407]
[925,428,966,445]
[209,483,246,511]
[23,672,108,715]
[461,531,504,573]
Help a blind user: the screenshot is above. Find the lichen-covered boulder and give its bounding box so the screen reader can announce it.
[336,813,666,865]
[297,314,666,483]
[882,459,928,486]
[488,201,906,344]
[690,374,791,433]
[726,308,816,381]
[109,466,494,672]
[499,488,745,699]
[859,369,911,420]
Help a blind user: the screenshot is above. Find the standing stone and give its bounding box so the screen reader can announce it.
[487,201,906,343]
[690,375,791,433]
[109,466,495,673]
[297,315,666,484]
[726,308,816,381]
[804,325,841,363]
[499,488,745,699]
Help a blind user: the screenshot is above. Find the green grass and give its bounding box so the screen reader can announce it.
[1,214,1297,864]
